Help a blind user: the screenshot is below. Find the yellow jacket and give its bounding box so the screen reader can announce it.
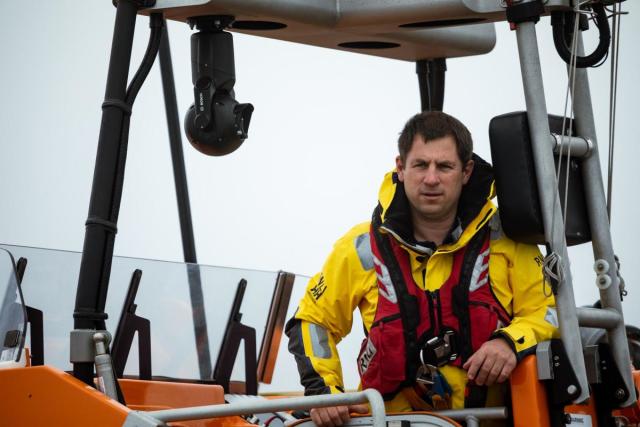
[286,157,558,409]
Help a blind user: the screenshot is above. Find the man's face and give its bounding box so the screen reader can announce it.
[396,135,474,224]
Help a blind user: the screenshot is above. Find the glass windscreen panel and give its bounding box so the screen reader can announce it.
[0,248,27,364]
[1,244,306,388]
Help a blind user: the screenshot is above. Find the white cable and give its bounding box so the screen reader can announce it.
[543,252,564,296]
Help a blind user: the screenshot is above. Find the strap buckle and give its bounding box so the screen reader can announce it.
[416,363,438,385]
[421,330,458,367]
[412,364,453,411]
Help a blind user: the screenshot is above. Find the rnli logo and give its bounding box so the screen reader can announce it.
[358,338,377,375]
[372,255,397,303]
[567,414,592,426]
[469,248,490,292]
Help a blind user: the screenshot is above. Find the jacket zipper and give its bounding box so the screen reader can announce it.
[432,290,441,335]
[423,268,440,336]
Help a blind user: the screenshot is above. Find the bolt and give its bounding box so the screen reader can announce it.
[615,389,625,400]
[554,355,560,361]
[594,259,610,274]
[567,385,578,395]
[596,274,612,290]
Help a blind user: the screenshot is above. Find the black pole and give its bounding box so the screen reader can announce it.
[72,0,139,385]
[158,23,213,380]
[72,0,167,387]
[159,25,197,263]
[416,58,447,112]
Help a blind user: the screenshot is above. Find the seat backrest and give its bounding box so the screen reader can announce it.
[489,111,591,246]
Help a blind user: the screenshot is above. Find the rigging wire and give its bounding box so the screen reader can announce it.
[556,2,582,231]
[543,1,585,293]
[562,5,583,229]
[607,3,627,299]
[607,2,623,219]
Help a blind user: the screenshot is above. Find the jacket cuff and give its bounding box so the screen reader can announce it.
[491,330,538,362]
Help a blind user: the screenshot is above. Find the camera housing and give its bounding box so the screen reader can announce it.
[184,16,254,156]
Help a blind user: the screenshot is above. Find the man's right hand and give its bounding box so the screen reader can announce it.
[310,404,369,427]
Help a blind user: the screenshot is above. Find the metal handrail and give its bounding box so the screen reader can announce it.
[123,389,386,427]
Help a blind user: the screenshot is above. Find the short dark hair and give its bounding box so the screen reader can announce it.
[397,111,473,164]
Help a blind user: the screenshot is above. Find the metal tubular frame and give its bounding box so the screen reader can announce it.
[158,23,213,381]
[576,307,622,330]
[72,0,140,386]
[514,19,589,402]
[123,390,387,427]
[437,407,508,422]
[571,33,636,406]
[550,134,592,158]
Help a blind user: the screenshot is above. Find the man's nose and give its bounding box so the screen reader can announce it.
[423,167,440,185]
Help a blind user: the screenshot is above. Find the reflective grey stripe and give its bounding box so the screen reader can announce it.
[354,232,374,270]
[285,319,331,395]
[309,323,332,359]
[469,248,490,292]
[544,307,559,327]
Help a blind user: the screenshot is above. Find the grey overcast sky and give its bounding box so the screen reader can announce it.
[0,2,638,390]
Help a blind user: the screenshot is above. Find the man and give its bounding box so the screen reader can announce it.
[286,111,557,426]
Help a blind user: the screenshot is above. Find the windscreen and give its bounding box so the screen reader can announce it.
[1,243,306,391]
[0,248,27,364]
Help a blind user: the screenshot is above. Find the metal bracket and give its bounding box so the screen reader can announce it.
[583,345,601,385]
[536,339,581,404]
[70,329,111,363]
[536,340,554,380]
[595,343,629,407]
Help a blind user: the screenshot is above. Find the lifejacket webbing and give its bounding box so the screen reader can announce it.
[371,205,421,389]
[451,227,489,363]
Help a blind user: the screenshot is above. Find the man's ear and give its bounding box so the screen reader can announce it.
[462,159,474,185]
[395,156,405,181]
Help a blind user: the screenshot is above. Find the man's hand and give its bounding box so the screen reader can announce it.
[462,338,516,386]
[310,404,369,427]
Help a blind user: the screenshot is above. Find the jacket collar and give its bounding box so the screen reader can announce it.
[376,153,496,253]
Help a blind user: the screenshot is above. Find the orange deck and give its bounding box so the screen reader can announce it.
[0,365,256,427]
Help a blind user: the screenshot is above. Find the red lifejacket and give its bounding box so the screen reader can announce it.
[357,223,511,400]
